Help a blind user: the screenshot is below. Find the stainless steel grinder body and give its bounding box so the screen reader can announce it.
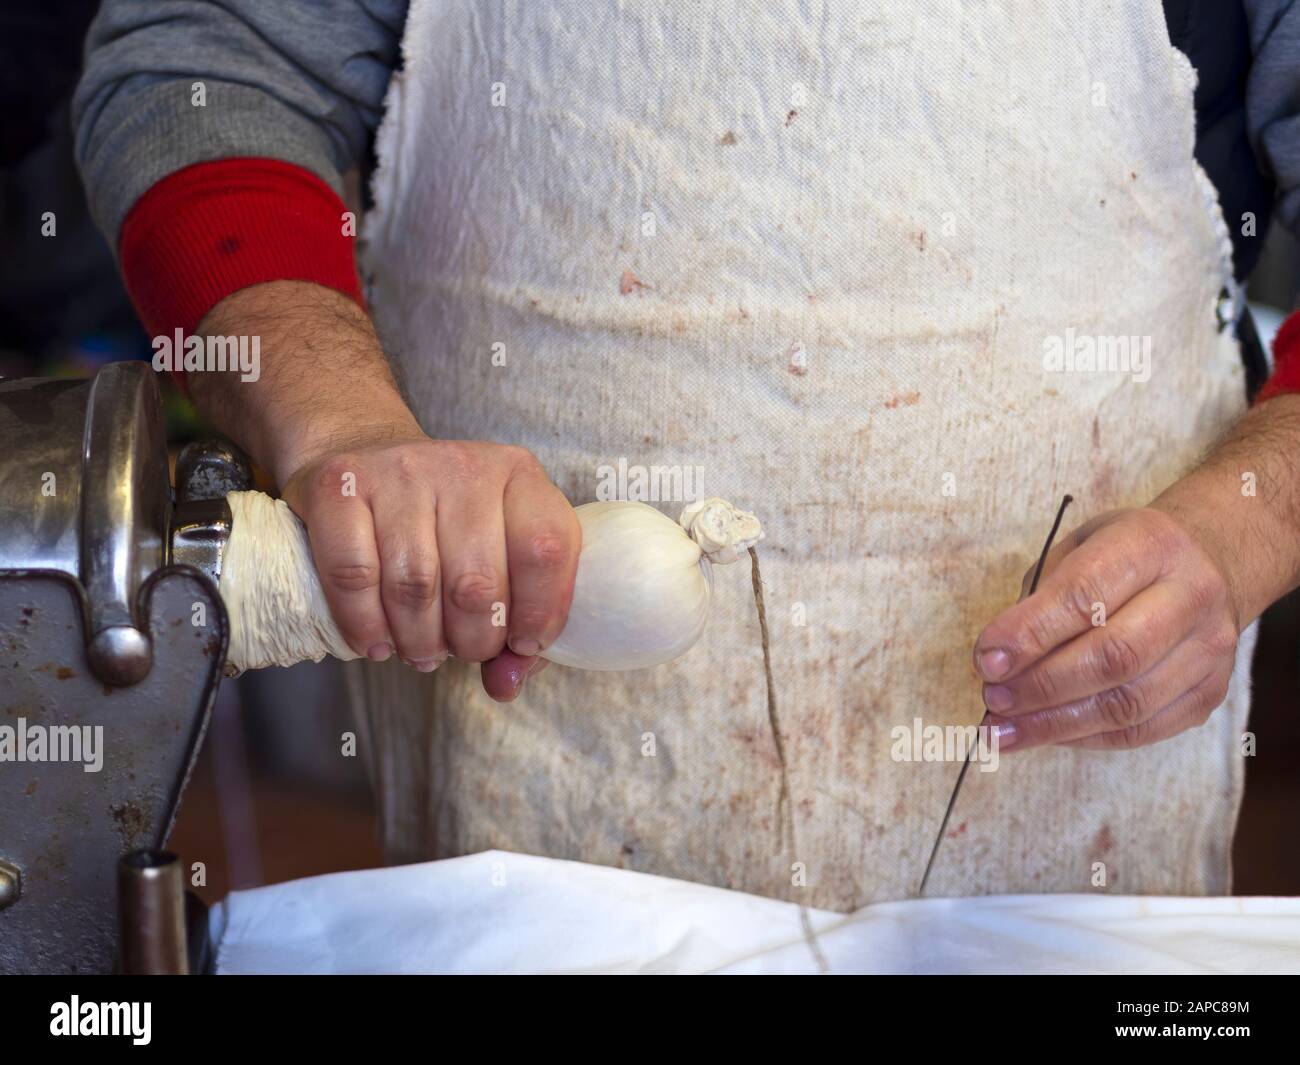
[0,361,247,973]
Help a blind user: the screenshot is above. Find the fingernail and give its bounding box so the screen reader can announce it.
[993,721,1019,751]
[504,656,549,698]
[408,654,445,673]
[977,649,1011,680]
[503,660,530,694]
[367,642,393,662]
[983,684,1014,712]
[510,638,541,656]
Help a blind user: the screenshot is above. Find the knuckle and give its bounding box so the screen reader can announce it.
[313,455,360,494]
[325,561,380,594]
[1096,631,1142,681]
[1096,682,1146,730]
[1179,675,1230,732]
[520,528,572,571]
[449,570,502,614]
[1062,575,1105,626]
[434,441,483,482]
[393,444,431,482]
[388,570,440,611]
[505,444,541,470]
[1135,508,1184,557]
[1203,622,1238,661]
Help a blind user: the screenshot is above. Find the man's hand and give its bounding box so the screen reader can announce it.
[973,507,1239,751]
[192,281,579,701]
[280,436,579,696]
[974,394,1300,752]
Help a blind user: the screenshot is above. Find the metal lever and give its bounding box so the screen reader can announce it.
[80,363,170,686]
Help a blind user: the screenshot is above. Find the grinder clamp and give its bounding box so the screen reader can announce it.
[0,361,249,973]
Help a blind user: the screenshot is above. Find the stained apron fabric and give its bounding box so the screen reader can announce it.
[351,0,1254,912]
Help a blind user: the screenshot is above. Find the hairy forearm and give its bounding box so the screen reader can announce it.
[1152,393,1300,628]
[188,278,575,700]
[190,280,422,487]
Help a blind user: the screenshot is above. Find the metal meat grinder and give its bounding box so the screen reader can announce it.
[0,361,250,973]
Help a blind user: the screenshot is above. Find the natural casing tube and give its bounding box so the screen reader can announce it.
[218,492,763,673]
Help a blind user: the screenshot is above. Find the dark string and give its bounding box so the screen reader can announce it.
[749,546,829,972]
[916,494,1074,897]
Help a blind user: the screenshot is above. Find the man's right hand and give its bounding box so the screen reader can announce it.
[281,434,580,687]
[191,281,580,700]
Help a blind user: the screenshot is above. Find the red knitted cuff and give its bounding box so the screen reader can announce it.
[1256,311,1300,404]
[119,158,365,344]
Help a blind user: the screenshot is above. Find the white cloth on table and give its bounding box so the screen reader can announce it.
[210,851,1300,974]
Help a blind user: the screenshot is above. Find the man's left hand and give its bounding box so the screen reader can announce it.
[973,506,1242,751]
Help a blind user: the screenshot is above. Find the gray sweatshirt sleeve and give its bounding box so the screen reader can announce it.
[1244,0,1300,237]
[72,0,408,245]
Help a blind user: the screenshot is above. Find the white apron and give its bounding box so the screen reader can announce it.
[353,0,1255,911]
